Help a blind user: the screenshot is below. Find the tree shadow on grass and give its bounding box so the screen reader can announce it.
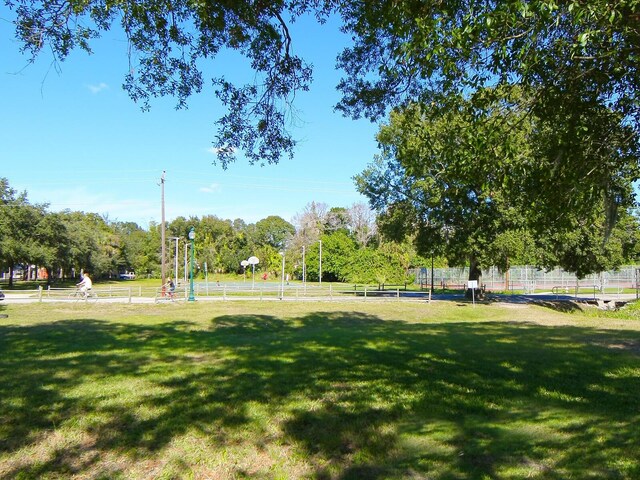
[0,313,639,478]
[530,300,585,313]
[486,295,586,313]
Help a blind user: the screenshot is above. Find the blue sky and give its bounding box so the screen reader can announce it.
[0,8,380,228]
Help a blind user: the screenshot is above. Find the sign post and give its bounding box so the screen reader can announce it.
[248,256,260,289]
[468,280,478,306]
[241,260,249,282]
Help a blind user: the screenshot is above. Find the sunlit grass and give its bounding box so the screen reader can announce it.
[0,301,639,479]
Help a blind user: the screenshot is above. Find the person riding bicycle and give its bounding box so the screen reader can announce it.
[165,277,176,299]
[76,272,93,297]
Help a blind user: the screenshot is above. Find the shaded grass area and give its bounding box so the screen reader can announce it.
[0,303,639,479]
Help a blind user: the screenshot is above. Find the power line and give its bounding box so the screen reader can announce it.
[7,174,356,193]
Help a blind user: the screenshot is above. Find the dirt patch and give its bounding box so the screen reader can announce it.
[590,339,640,355]
[492,303,529,309]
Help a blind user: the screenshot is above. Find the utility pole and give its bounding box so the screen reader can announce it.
[160,171,166,288]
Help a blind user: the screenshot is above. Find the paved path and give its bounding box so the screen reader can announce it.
[1,290,636,305]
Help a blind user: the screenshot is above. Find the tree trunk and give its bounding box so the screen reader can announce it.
[466,257,483,299]
[504,256,510,291]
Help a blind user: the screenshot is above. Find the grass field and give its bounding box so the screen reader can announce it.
[0,300,639,479]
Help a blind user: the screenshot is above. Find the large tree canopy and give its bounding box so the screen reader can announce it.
[6,0,640,265]
[356,91,532,281]
[8,1,639,165]
[357,87,639,279]
[337,0,640,229]
[336,1,640,119]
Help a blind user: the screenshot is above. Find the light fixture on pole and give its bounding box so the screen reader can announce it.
[188,227,196,302]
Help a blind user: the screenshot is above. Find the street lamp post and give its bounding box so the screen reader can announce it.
[318,239,322,286]
[302,245,306,290]
[169,237,180,282]
[183,242,187,283]
[279,251,285,300]
[188,227,195,302]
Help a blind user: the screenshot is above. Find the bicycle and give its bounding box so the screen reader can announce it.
[68,288,98,302]
[155,286,182,303]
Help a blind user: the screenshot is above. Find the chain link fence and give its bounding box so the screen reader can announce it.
[413,265,640,294]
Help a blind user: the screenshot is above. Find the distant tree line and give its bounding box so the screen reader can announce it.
[3,177,640,288]
[0,178,432,286]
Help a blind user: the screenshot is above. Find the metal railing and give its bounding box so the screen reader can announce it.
[3,283,432,303]
[24,285,159,303]
[190,282,421,301]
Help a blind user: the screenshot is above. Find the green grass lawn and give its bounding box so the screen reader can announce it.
[0,301,638,479]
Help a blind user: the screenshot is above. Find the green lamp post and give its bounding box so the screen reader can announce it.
[188,226,196,302]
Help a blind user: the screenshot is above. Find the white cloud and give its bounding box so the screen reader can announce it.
[87,82,109,94]
[35,186,157,225]
[199,183,220,193]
